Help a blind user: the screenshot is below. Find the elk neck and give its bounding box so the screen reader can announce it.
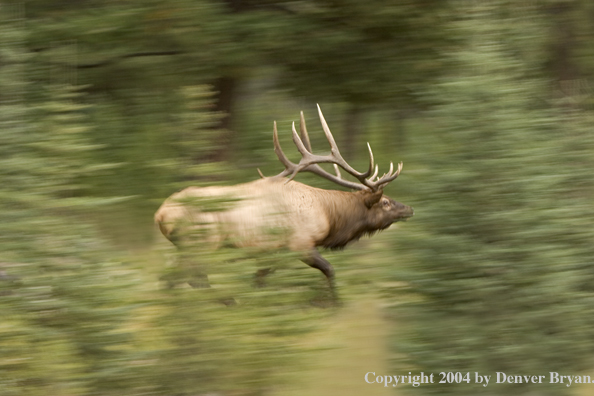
[317,189,383,250]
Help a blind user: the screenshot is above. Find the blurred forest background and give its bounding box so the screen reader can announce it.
[2,1,594,395]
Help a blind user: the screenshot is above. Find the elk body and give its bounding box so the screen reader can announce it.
[155,105,413,292]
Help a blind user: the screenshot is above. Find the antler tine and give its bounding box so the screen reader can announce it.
[285,121,312,182]
[366,142,375,177]
[272,121,293,177]
[299,111,313,153]
[316,104,374,179]
[333,164,341,178]
[370,164,379,182]
[316,104,339,155]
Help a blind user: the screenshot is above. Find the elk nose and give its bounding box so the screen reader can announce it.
[403,205,414,218]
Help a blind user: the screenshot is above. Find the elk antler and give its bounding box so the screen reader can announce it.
[271,105,402,192]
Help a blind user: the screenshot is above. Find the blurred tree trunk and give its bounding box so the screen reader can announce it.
[208,0,246,162]
[342,103,363,161]
[210,76,238,162]
[548,2,580,93]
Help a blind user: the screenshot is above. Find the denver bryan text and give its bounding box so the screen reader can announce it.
[497,372,594,387]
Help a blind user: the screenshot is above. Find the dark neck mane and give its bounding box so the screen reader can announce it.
[317,190,380,250]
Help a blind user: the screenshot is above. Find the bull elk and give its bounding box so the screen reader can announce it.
[155,105,413,295]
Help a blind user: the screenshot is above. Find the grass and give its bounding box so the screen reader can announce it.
[270,297,397,396]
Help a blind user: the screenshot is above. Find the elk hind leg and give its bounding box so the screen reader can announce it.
[163,236,211,288]
[254,267,276,288]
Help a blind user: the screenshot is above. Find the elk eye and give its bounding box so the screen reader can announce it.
[382,199,390,207]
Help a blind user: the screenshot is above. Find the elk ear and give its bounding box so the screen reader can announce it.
[363,190,383,209]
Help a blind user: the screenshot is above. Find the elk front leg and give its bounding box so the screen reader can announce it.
[303,250,335,280]
[302,250,337,301]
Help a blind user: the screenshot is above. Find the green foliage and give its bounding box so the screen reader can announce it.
[169,85,231,185]
[32,85,125,200]
[389,3,594,395]
[0,12,139,395]
[268,0,447,106]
